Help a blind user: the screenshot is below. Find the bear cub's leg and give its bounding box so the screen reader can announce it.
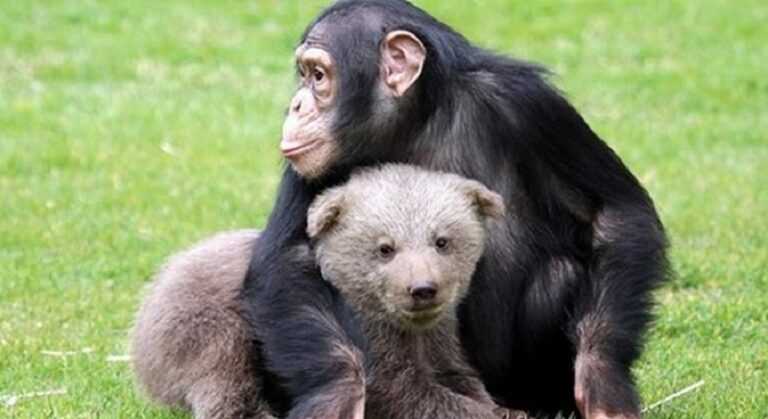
[131,230,276,419]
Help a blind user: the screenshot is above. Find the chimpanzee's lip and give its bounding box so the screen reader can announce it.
[281,138,322,158]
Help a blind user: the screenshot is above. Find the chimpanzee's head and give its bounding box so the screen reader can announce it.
[280,1,466,179]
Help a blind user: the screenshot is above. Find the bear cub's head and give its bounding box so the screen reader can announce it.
[307,164,505,330]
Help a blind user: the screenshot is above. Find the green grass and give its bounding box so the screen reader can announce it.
[1,0,766,417]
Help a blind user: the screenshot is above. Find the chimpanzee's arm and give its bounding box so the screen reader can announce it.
[512,78,668,418]
[243,168,367,419]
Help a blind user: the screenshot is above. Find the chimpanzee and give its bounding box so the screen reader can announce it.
[132,1,668,418]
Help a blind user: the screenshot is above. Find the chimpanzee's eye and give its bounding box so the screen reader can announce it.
[313,68,325,82]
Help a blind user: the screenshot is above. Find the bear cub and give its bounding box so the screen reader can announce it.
[131,164,527,419]
[306,164,525,419]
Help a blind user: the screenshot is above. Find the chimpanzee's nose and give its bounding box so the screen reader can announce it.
[409,283,437,302]
[291,96,302,113]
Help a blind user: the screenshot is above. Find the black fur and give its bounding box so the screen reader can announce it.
[245,1,668,417]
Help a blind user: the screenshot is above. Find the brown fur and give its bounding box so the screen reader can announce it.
[307,164,526,419]
[131,230,275,419]
[131,166,528,419]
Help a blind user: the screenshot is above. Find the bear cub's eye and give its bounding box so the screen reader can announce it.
[378,244,395,258]
[435,237,449,251]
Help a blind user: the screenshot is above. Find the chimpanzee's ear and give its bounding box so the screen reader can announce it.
[462,180,506,222]
[381,30,426,97]
[307,187,346,239]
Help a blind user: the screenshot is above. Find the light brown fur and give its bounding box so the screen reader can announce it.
[307,164,526,419]
[131,230,275,419]
[131,165,527,419]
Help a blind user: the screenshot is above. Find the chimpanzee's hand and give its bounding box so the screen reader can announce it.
[575,353,641,419]
[493,406,532,419]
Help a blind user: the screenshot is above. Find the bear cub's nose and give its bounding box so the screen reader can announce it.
[409,283,438,307]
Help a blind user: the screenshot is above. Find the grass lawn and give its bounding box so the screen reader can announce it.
[1,0,766,417]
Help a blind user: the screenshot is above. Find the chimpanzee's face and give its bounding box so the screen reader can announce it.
[280,22,426,179]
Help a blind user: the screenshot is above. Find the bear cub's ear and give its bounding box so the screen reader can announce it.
[307,187,346,239]
[462,180,506,221]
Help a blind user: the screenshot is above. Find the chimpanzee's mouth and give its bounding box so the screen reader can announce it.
[281,138,323,158]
